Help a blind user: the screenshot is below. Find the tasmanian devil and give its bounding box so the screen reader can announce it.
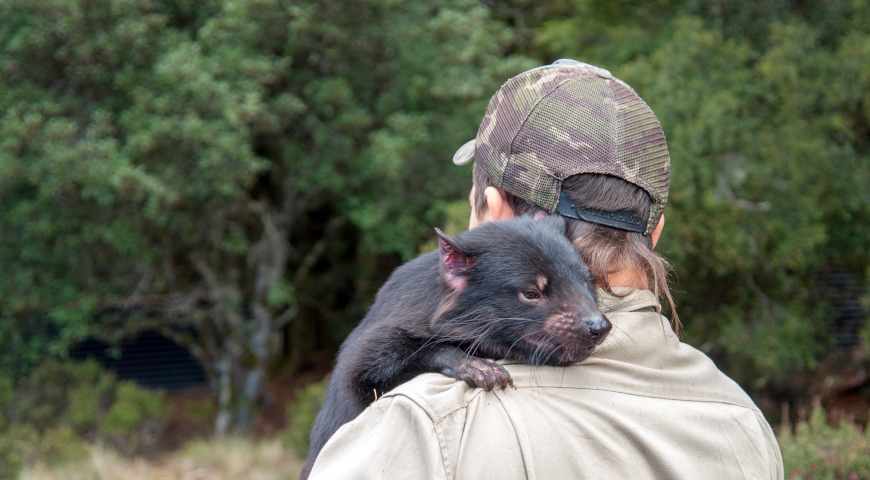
[300,216,611,479]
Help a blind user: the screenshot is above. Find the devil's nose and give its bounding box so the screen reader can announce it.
[586,316,612,344]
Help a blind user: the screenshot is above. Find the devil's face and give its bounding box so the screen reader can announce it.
[433,216,611,366]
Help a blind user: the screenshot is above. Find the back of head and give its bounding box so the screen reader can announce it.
[455,59,678,328]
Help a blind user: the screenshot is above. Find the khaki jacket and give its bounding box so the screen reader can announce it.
[309,288,784,479]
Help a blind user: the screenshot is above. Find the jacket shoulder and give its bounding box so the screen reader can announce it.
[382,373,483,422]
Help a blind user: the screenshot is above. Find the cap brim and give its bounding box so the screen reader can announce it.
[452,139,475,166]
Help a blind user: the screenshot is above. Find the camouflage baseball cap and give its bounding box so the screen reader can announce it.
[453,59,670,235]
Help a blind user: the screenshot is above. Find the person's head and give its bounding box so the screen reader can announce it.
[454,60,678,329]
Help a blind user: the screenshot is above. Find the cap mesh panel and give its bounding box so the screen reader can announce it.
[473,65,670,234]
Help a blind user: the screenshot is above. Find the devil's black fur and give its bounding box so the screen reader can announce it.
[300,216,610,478]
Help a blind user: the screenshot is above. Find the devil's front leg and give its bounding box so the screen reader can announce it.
[424,345,514,391]
[354,329,513,394]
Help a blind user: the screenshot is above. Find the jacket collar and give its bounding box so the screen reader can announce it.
[596,287,661,314]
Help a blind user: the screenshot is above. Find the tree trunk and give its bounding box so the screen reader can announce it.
[211,343,272,435]
[199,206,293,435]
[214,352,234,436]
[189,198,326,435]
[234,364,266,432]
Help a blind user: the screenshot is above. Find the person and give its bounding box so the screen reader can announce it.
[308,60,784,479]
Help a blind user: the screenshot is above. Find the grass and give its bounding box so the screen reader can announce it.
[19,437,302,480]
[18,399,870,480]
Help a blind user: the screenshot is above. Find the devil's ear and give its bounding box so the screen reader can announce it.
[436,228,476,291]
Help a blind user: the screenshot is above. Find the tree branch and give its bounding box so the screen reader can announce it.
[293,216,346,285]
[120,264,153,309]
[274,306,298,330]
[189,253,221,295]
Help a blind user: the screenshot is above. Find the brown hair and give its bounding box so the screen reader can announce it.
[472,163,680,333]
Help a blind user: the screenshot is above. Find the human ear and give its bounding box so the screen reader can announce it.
[651,214,665,248]
[483,187,515,222]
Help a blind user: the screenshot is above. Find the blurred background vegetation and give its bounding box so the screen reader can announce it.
[1,0,869,477]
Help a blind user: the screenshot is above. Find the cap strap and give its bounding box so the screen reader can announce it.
[554,191,647,233]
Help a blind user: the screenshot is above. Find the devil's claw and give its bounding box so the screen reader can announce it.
[455,357,513,391]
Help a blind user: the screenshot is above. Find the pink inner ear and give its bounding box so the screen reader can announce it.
[441,250,476,291]
[443,250,475,272]
[444,271,469,291]
[437,230,476,291]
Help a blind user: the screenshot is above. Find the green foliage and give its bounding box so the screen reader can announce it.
[0,359,165,477]
[1,0,868,437]
[0,0,532,431]
[532,1,870,388]
[282,379,328,459]
[5,359,114,432]
[418,198,473,253]
[103,382,164,436]
[778,406,870,478]
[0,425,39,480]
[102,382,165,455]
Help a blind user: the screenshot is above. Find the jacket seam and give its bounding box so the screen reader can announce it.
[492,388,532,478]
[379,392,462,479]
[382,389,486,422]
[504,384,762,412]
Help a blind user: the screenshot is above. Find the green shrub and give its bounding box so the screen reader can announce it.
[0,425,37,480]
[0,425,87,480]
[66,384,102,433]
[103,382,164,435]
[778,404,870,479]
[282,379,328,459]
[102,382,165,455]
[30,426,88,466]
[4,359,114,433]
[0,358,166,478]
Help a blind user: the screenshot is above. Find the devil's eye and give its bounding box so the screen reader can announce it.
[522,291,540,300]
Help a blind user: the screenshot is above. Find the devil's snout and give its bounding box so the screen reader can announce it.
[543,312,612,347]
[585,315,611,345]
